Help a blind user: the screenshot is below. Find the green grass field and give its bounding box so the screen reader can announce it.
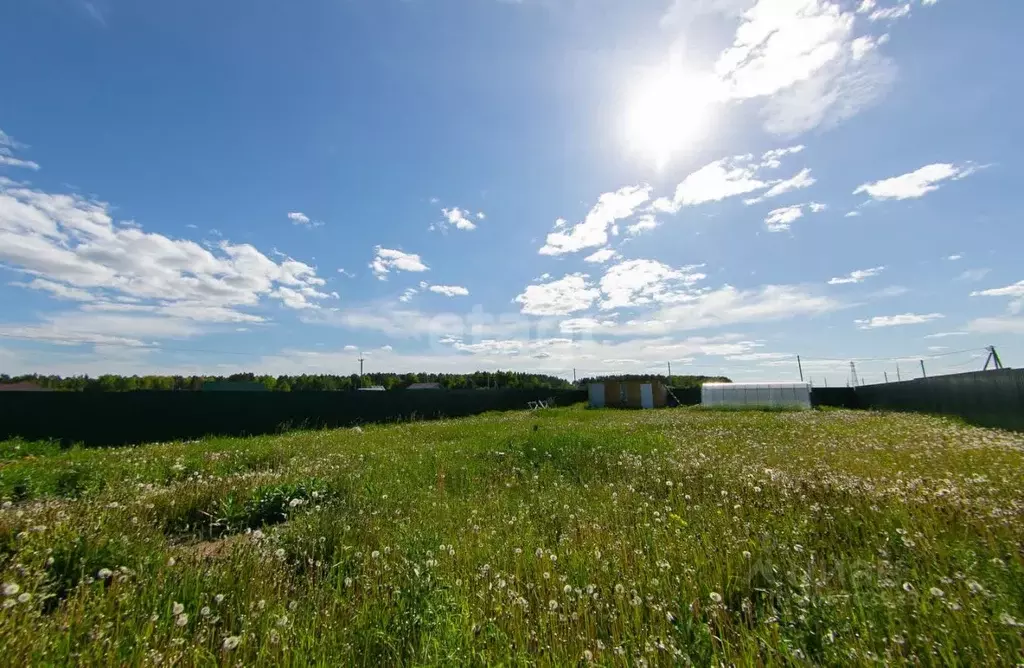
[2,407,1023,666]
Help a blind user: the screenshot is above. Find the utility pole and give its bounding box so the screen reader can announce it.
[797,355,804,382]
[984,346,1004,370]
[884,371,889,383]
[849,361,858,388]
[920,359,927,378]
[358,355,365,378]
[573,368,577,384]
[823,377,828,388]
[667,361,672,383]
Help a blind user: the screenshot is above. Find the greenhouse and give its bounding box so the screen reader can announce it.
[700,382,812,409]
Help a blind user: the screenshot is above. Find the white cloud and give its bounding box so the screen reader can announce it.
[0,129,40,171]
[434,207,478,232]
[539,185,651,255]
[398,287,418,303]
[725,351,793,362]
[946,254,962,261]
[868,4,911,22]
[626,214,660,236]
[764,202,825,232]
[10,278,95,301]
[428,284,470,297]
[924,331,966,339]
[0,181,330,331]
[744,168,815,204]
[287,212,311,225]
[558,317,618,334]
[759,145,804,169]
[828,266,885,285]
[583,248,619,264]
[845,210,861,218]
[855,313,945,329]
[856,0,877,12]
[670,156,769,209]
[369,246,429,280]
[620,284,840,335]
[854,163,979,200]
[599,259,706,310]
[343,344,358,351]
[514,273,600,316]
[380,344,393,352]
[971,280,1024,299]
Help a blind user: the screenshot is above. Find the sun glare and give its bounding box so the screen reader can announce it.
[625,64,720,169]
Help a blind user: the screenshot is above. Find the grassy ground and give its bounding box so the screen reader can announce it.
[1,407,1023,666]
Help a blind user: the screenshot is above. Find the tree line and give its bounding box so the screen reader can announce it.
[0,371,574,392]
[1,371,731,392]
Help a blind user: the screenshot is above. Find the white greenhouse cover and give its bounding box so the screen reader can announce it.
[700,382,811,409]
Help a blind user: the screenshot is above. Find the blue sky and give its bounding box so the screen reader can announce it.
[1,0,1022,385]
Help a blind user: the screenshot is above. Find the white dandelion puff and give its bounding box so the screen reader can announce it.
[3,583,20,597]
[222,636,241,650]
[709,592,723,604]
[172,602,185,615]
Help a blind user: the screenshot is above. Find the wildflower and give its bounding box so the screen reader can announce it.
[543,572,550,580]
[175,613,188,627]
[967,580,985,594]
[288,600,297,611]
[548,600,558,611]
[214,594,225,604]
[17,593,31,603]
[270,630,280,645]
[222,636,241,650]
[666,611,676,622]
[514,547,522,555]
[275,548,286,558]
[167,557,176,567]
[563,585,572,594]
[371,550,381,559]
[929,587,945,598]
[3,583,20,597]
[97,568,113,580]
[549,554,557,562]
[742,551,751,560]
[535,548,544,558]
[200,606,211,617]
[583,650,593,661]
[344,577,353,588]
[614,584,625,595]
[1000,613,1020,627]
[257,600,266,610]
[252,530,264,540]
[172,602,185,615]
[276,615,288,627]
[289,498,303,508]
[902,582,914,593]
[709,592,723,604]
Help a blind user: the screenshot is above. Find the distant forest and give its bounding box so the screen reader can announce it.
[0,372,730,392]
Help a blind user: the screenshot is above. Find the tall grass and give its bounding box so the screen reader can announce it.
[2,408,1023,665]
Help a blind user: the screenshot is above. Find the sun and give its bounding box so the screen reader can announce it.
[625,64,720,170]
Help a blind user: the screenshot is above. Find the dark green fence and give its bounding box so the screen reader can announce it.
[854,369,1024,431]
[0,389,587,446]
[811,387,861,409]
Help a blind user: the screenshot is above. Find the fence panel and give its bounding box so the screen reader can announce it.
[0,389,588,447]
[853,369,1024,431]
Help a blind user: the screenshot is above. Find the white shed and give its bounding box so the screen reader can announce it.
[701,382,812,409]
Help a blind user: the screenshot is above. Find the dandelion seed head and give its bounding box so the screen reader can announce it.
[3,583,20,596]
[172,602,185,615]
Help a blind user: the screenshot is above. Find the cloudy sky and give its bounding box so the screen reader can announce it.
[1,0,1021,385]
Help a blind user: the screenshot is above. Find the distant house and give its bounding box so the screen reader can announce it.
[0,382,52,392]
[407,382,442,390]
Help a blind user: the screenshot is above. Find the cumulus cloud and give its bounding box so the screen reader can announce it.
[287,212,311,225]
[0,181,331,338]
[514,273,600,316]
[855,313,945,329]
[626,214,660,236]
[583,248,619,264]
[369,247,429,280]
[599,259,706,310]
[828,266,885,285]
[428,284,470,297]
[433,207,479,232]
[764,202,825,232]
[539,185,651,255]
[744,168,816,204]
[854,163,980,200]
